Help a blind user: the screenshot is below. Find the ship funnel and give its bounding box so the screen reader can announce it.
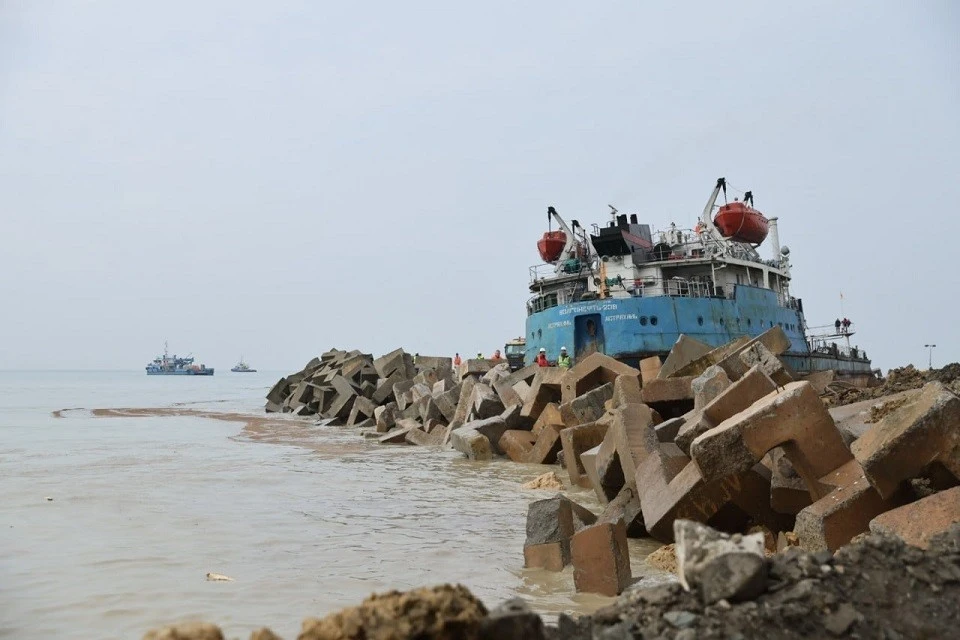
[768,217,781,262]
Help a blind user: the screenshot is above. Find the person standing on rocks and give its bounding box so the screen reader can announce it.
[453,353,462,366]
[536,348,548,367]
[491,349,502,361]
[558,346,572,369]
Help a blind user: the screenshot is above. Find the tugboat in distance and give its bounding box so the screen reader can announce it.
[231,356,257,373]
[146,342,214,376]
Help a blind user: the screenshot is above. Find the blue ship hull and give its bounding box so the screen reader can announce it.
[524,285,872,377]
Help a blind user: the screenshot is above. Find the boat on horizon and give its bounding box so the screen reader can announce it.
[145,342,214,376]
[231,357,257,373]
[524,177,876,383]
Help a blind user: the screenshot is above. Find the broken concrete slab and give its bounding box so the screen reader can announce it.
[851,381,960,499]
[674,519,767,604]
[869,486,960,549]
[570,520,631,596]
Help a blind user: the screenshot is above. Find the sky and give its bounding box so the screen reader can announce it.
[1,1,957,372]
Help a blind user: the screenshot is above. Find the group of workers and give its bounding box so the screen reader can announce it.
[447,347,573,369]
[834,318,852,335]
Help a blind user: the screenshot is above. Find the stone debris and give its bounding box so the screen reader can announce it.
[267,338,960,598]
[205,572,234,582]
[521,471,564,490]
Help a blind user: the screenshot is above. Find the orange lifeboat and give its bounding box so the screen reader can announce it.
[537,230,566,263]
[713,202,769,244]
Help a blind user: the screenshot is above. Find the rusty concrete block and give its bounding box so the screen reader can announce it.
[869,486,960,549]
[639,356,662,384]
[794,459,911,551]
[523,541,570,571]
[690,381,853,500]
[570,521,632,596]
[526,424,564,465]
[657,334,713,379]
[674,366,778,454]
[851,381,960,499]
[499,430,537,462]
[612,374,644,407]
[561,421,610,489]
[532,402,564,437]
[559,383,614,427]
[595,404,660,501]
[692,365,731,411]
[561,353,640,405]
[520,368,565,422]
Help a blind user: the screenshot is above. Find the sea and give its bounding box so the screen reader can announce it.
[0,370,667,639]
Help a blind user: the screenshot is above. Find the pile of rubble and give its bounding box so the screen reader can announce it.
[144,522,960,639]
[825,362,960,406]
[265,331,959,601]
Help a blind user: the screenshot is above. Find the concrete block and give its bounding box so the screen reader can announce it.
[594,404,660,501]
[417,396,442,424]
[570,521,631,596]
[372,348,407,378]
[449,427,493,461]
[735,341,795,386]
[468,416,509,455]
[525,424,564,465]
[500,403,530,430]
[523,541,570,571]
[410,383,433,404]
[769,448,812,514]
[674,366,777,454]
[561,353,641,405]
[560,421,610,489]
[670,336,752,379]
[532,402,564,437]
[658,335,713,379]
[449,376,478,429]
[869,486,960,549]
[499,430,537,462]
[690,381,853,500]
[471,383,505,419]
[524,494,597,546]
[520,368,565,422]
[639,356,662,385]
[795,459,911,551]
[641,376,694,404]
[405,426,444,447]
[598,485,645,537]
[612,374,644,407]
[692,365,731,411]
[559,383,614,427]
[347,395,378,426]
[378,420,420,444]
[655,416,684,443]
[580,444,603,502]
[433,385,462,423]
[851,381,960,499]
[392,379,416,410]
[461,358,492,379]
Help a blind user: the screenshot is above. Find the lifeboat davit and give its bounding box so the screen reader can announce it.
[537,230,566,263]
[713,202,769,244]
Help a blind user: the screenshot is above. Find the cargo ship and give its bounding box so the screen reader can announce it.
[145,343,214,375]
[525,178,876,384]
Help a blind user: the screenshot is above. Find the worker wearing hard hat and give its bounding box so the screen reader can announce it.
[558,346,572,369]
[536,347,548,367]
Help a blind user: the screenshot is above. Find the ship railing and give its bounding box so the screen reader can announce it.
[808,340,866,360]
[807,322,857,339]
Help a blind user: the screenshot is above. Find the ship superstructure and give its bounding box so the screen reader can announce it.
[525,178,874,382]
[145,342,214,376]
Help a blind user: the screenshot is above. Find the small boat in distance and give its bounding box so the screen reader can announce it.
[231,356,257,373]
[146,342,214,376]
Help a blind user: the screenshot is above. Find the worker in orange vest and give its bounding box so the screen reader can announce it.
[491,349,502,361]
[536,348,548,367]
[453,353,462,366]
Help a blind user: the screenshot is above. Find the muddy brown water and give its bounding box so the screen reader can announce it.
[0,372,671,639]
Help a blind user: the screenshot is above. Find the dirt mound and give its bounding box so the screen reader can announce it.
[929,362,960,384]
[556,525,960,639]
[828,364,950,406]
[298,584,488,640]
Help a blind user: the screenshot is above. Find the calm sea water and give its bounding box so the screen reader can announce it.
[0,370,665,639]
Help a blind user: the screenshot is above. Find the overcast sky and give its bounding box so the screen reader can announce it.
[1,1,957,372]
